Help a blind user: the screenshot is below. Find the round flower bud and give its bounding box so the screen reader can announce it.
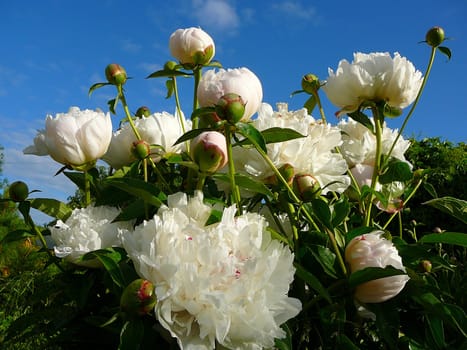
[301,73,320,94]
[169,27,215,66]
[293,174,321,201]
[8,181,29,202]
[215,93,246,123]
[425,26,445,47]
[164,60,178,71]
[120,279,157,318]
[131,140,151,160]
[421,260,432,273]
[135,106,151,118]
[345,231,410,303]
[190,131,228,173]
[198,111,222,129]
[105,63,127,86]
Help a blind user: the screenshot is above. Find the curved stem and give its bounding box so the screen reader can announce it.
[313,91,327,124]
[225,127,242,212]
[385,47,437,166]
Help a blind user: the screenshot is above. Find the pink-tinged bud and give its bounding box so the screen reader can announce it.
[301,73,320,94]
[120,279,157,317]
[105,63,127,86]
[169,27,215,66]
[190,131,228,173]
[215,93,246,123]
[421,260,432,273]
[8,181,29,202]
[198,111,222,129]
[294,174,321,201]
[345,231,409,303]
[425,26,445,47]
[131,140,151,160]
[135,106,151,118]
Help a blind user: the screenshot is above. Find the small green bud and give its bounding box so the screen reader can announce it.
[105,63,127,85]
[421,260,432,273]
[135,106,151,118]
[131,140,151,160]
[279,164,295,186]
[198,111,222,129]
[293,174,321,201]
[164,60,178,71]
[215,93,246,123]
[120,279,157,318]
[425,26,445,48]
[8,181,29,202]
[301,74,320,94]
[383,104,402,118]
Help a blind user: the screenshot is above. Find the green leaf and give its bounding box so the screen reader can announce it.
[83,249,127,288]
[331,196,350,227]
[165,79,174,99]
[379,160,413,184]
[260,127,306,144]
[438,46,452,60]
[173,127,214,145]
[236,122,267,153]
[423,196,467,224]
[419,232,467,247]
[88,82,109,97]
[426,315,446,349]
[106,178,164,208]
[146,68,191,79]
[113,199,148,222]
[118,319,144,350]
[0,229,35,244]
[304,95,317,114]
[294,263,332,303]
[307,245,338,278]
[348,266,407,288]
[347,110,374,133]
[30,198,72,221]
[423,181,438,198]
[310,198,332,230]
[213,173,273,197]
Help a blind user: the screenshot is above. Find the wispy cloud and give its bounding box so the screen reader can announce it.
[121,39,142,54]
[191,0,239,32]
[272,1,319,21]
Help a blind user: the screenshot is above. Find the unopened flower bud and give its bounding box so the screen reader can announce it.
[421,260,432,273]
[131,140,151,160]
[198,111,222,129]
[120,279,157,318]
[105,63,127,86]
[164,60,178,71]
[301,74,320,94]
[215,93,246,123]
[191,131,228,173]
[169,27,215,66]
[135,106,151,118]
[425,26,445,48]
[293,174,321,201]
[8,181,29,202]
[345,231,409,303]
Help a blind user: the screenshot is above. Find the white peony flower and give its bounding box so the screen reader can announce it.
[24,107,112,170]
[337,117,411,168]
[50,205,133,267]
[120,191,301,350]
[345,231,410,303]
[169,27,215,65]
[323,52,423,115]
[223,103,350,196]
[197,68,263,122]
[103,111,190,169]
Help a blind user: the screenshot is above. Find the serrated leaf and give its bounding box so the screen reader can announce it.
[348,266,407,288]
[236,122,267,153]
[419,232,467,247]
[423,196,467,224]
[30,198,72,221]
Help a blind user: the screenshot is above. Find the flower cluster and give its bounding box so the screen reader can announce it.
[12,25,458,350]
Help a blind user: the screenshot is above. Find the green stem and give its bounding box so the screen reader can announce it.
[118,85,142,140]
[192,67,202,129]
[172,76,190,152]
[364,107,384,226]
[225,127,242,212]
[385,47,437,167]
[83,169,91,206]
[313,91,327,124]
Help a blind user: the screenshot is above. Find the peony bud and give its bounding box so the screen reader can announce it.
[169,27,215,66]
[135,106,151,118]
[8,181,29,202]
[105,63,127,86]
[425,26,445,47]
[293,174,321,201]
[164,60,178,71]
[215,93,246,123]
[345,231,409,303]
[131,140,151,160]
[301,73,320,94]
[190,131,228,173]
[421,260,432,273]
[120,279,157,318]
[198,111,222,129]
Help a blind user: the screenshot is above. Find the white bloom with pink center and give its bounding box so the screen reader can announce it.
[345,231,410,303]
[119,191,301,350]
[323,52,423,115]
[197,67,263,122]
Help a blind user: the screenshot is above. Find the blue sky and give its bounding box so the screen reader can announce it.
[1,0,466,222]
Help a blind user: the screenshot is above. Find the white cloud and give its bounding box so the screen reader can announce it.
[272,1,318,20]
[192,0,239,31]
[121,39,142,54]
